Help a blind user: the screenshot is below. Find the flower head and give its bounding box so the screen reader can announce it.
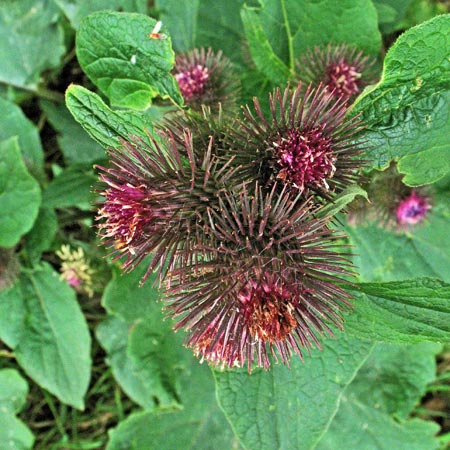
[56,245,95,297]
[227,84,367,199]
[164,185,353,370]
[96,130,238,281]
[173,48,239,113]
[295,44,376,101]
[347,163,432,230]
[396,190,431,227]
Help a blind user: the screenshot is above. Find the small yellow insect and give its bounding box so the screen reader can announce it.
[148,21,167,40]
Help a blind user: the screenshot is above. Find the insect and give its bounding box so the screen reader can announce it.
[148,21,167,40]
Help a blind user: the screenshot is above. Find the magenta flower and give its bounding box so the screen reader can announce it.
[173,48,239,112]
[296,44,376,101]
[396,190,431,227]
[228,84,367,198]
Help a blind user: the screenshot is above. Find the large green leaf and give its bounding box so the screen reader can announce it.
[0,264,91,409]
[346,278,450,343]
[107,354,240,450]
[43,164,97,210]
[65,84,155,149]
[41,100,105,164]
[156,0,247,66]
[102,261,161,323]
[0,0,65,89]
[214,335,374,450]
[0,98,44,177]
[76,11,182,109]
[0,369,34,450]
[315,342,441,450]
[56,0,147,28]
[0,138,41,248]
[354,14,450,185]
[239,0,381,84]
[96,316,156,410]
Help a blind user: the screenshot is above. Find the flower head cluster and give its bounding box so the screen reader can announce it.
[97,55,371,369]
[173,48,239,113]
[296,44,376,102]
[56,245,95,297]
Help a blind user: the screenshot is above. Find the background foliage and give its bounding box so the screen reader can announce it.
[0,0,449,449]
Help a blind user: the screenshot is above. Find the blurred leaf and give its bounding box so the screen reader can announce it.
[24,207,58,264]
[0,0,65,89]
[0,98,44,177]
[0,369,34,450]
[239,0,381,82]
[127,315,184,408]
[156,0,247,66]
[56,0,147,28]
[65,84,155,149]
[346,278,450,343]
[41,100,105,164]
[346,187,450,282]
[344,342,441,420]
[96,316,157,410]
[102,261,161,323]
[318,185,368,218]
[316,400,439,450]
[214,335,374,450]
[107,354,240,450]
[43,164,97,210]
[354,14,450,185]
[0,137,41,248]
[76,11,182,109]
[0,282,25,349]
[2,264,91,409]
[373,0,415,33]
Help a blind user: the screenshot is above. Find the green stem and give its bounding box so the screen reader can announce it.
[281,0,294,72]
[42,389,67,439]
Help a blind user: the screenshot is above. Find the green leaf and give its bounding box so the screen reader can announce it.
[354,14,450,185]
[127,315,184,408]
[240,6,291,85]
[214,335,374,450]
[76,11,182,109]
[41,100,105,164]
[318,185,368,218]
[24,207,58,264]
[102,260,161,323]
[0,137,41,248]
[156,0,246,66]
[43,164,97,210]
[2,264,91,409]
[0,282,25,349]
[0,98,44,177]
[0,0,65,89]
[96,316,156,410]
[56,0,147,29]
[65,84,155,149]
[373,0,415,32]
[346,278,450,343]
[0,369,34,450]
[346,187,450,283]
[107,355,240,450]
[316,401,439,450]
[239,0,381,78]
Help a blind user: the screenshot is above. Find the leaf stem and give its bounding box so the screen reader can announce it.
[42,389,68,439]
[280,0,294,72]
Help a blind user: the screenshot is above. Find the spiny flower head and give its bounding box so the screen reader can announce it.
[164,184,354,370]
[56,245,95,297]
[173,47,239,113]
[96,130,240,282]
[296,44,376,101]
[227,84,367,199]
